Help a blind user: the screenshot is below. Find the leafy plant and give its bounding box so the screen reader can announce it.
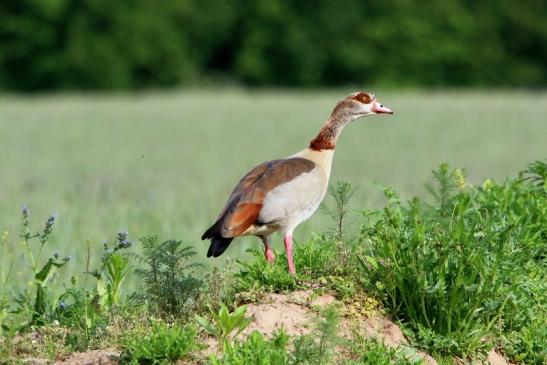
[201,261,238,312]
[347,335,423,365]
[53,234,133,350]
[195,303,252,351]
[236,248,298,292]
[134,235,203,319]
[210,329,290,365]
[502,313,547,365]
[120,321,199,364]
[14,206,70,326]
[0,230,13,334]
[424,163,463,216]
[292,305,341,365]
[520,160,547,193]
[87,231,133,312]
[360,163,546,359]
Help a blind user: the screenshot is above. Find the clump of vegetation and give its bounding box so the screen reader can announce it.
[347,336,424,365]
[236,248,299,293]
[133,235,203,320]
[321,181,357,243]
[201,261,238,312]
[195,303,252,351]
[1,230,13,335]
[359,162,546,362]
[210,329,291,365]
[12,206,70,327]
[50,231,134,350]
[120,321,199,364]
[235,238,360,299]
[87,231,133,311]
[292,305,341,365]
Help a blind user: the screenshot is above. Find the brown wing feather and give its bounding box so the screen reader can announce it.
[215,158,315,238]
[222,202,263,236]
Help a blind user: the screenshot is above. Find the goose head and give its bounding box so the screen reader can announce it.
[331,91,393,122]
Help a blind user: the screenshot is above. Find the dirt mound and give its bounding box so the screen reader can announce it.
[243,290,335,337]
[23,290,513,365]
[236,290,512,365]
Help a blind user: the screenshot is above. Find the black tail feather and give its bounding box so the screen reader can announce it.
[206,236,234,257]
[201,220,220,240]
[202,220,234,258]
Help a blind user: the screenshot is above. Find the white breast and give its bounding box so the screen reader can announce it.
[258,165,328,235]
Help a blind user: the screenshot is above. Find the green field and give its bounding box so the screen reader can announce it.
[1,90,546,283]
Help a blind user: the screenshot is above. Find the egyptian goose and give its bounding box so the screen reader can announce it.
[202,92,393,274]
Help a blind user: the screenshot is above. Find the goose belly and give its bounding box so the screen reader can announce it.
[258,167,327,233]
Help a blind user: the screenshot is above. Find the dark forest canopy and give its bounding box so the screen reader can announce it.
[0,0,545,91]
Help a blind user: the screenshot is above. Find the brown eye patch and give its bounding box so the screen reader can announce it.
[349,92,373,104]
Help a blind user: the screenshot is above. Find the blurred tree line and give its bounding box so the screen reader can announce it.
[0,0,545,91]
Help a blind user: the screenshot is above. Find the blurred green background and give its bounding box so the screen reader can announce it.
[1,0,546,91]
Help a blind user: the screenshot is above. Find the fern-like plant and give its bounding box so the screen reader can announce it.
[134,235,203,319]
[320,180,356,242]
[423,163,465,216]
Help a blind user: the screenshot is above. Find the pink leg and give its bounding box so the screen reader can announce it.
[261,236,275,263]
[284,235,296,275]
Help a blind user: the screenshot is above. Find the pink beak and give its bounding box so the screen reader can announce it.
[373,101,393,114]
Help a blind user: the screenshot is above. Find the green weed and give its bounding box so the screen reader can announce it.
[195,303,252,351]
[236,248,298,292]
[320,181,357,243]
[120,321,199,364]
[133,236,203,319]
[236,236,364,300]
[52,233,133,349]
[347,336,423,365]
[209,330,290,365]
[292,305,341,365]
[201,261,238,311]
[87,231,133,310]
[12,207,70,326]
[359,163,546,360]
[0,231,12,335]
[502,313,547,365]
